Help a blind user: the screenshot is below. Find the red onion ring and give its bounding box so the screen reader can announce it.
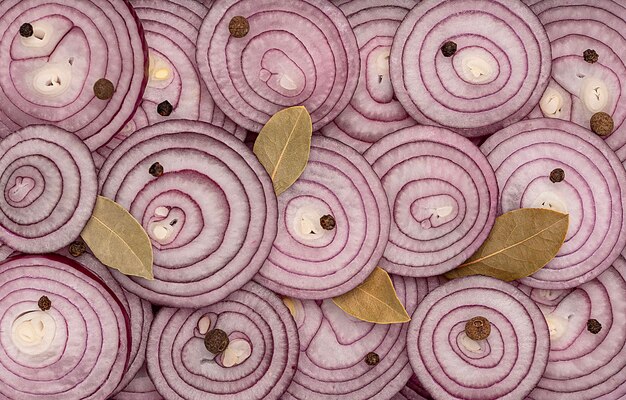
[283,275,437,400]
[0,125,97,253]
[320,0,417,153]
[98,119,277,307]
[518,256,626,400]
[147,281,299,400]
[254,136,389,299]
[113,364,162,400]
[196,0,360,132]
[407,276,550,400]
[0,254,130,399]
[390,0,551,137]
[363,125,498,277]
[481,118,626,289]
[0,0,148,151]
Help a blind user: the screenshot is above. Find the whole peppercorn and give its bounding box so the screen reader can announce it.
[157,101,173,116]
[364,352,380,366]
[583,49,599,64]
[69,241,87,257]
[587,319,602,334]
[93,78,115,100]
[149,162,164,177]
[550,168,565,183]
[441,41,457,57]
[38,295,51,311]
[204,329,230,354]
[590,112,614,136]
[229,16,250,38]
[465,316,491,340]
[20,23,34,38]
[320,215,336,231]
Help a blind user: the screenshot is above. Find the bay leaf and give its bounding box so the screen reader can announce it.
[332,267,411,324]
[253,106,312,195]
[80,196,154,280]
[445,208,569,281]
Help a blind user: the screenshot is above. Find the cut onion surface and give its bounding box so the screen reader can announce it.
[481,118,626,289]
[0,0,148,151]
[392,386,431,400]
[98,119,277,307]
[58,248,153,396]
[320,0,417,153]
[517,256,626,400]
[196,0,360,132]
[283,275,438,400]
[147,281,299,400]
[254,136,389,299]
[407,276,550,400]
[0,254,130,400]
[363,125,498,277]
[390,0,551,137]
[523,0,626,161]
[0,242,14,262]
[0,125,97,253]
[113,364,163,400]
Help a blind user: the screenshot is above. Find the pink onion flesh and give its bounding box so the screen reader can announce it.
[481,118,626,289]
[363,125,498,277]
[113,364,163,400]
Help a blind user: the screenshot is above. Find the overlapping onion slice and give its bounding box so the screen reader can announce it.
[517,257,626,400]
[481,118,626,288]
[113,364,162,400]
[58,249,153,395]
[0,0,147,151]
[523,0,626,161]
[363,125,498,277]
[407,276,550,400]
[196,0,360,132]
[147,282,299,400]
[0,242,14,262]
[0,125,97,253]
[98,120,277,307]
[390,0,551,137]
[254,136,389,299]
[320,0,417,153]
[283,275,434,400]
[0,254,130,400]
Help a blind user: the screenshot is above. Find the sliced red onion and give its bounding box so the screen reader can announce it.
[196,0,360,132]
[390,0,551,137]
[392,386,430,400]
[98,119,277,307]
[319,0,417,153]
[58,248,153,395]
[0,254,130,399]
[0,0,147,151]
[363,125,498,277]
[523,1,626,161]
[0,242,14,262]
[481,118,626,288]
[147,281,299,400]
[517,257,626,400]
[113,364,163,400]
[283,275,433,400]
[0,125,97,253]
[254,136,389,299]
[407,276,550,400]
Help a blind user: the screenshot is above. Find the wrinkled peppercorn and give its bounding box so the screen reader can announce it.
[441,41,457,57]
[204,329,229,354]
[38,295,51,311]
[583,49,599,64]
[550,168,565,183]
[20,23,34,38]
[157,100,173,116]
[590,112,614,136]
[587,319,602,334]
[364,352,380,366]
[149,162,164,177]
[320,215,336,231]
[465,316,491,340]
[93,78,114,100]
[229,16,250,38]
[69,241,87,257]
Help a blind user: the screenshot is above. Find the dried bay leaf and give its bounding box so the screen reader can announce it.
[445,208,569,281]
[332,267,411,324]
[253,106,312,195]
[80,196,154,280]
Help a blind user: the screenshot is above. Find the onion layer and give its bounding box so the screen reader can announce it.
[481,118,626,288]
[99,120,277,307]
[0,254,130,400]
[284,275,437,400]
[196,0,360,132]
[390,0,551,137]
[113,364,162,400]
[407,276,549,400]
[254,136,389,299]
[363,125,498,277]
[0,125,97,253]
[0,0,147,151]
[147,281,299,400]
[320,0,417,153]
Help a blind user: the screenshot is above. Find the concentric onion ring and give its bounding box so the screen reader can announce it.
[98,120,277,307]
[0,0,147,151]
[390,0,551,137]
[407,276,550,400]
[196,0,360,132]
[0,254,130,400]
[254,136,389,299]
[284,275,434,400]
[0,125,97,253]
[517,257,626,400]
[147,281,299,400]
[481,118,626,288]
[113,364,162,400]
[320,0,417,153]
[363,125,498,277]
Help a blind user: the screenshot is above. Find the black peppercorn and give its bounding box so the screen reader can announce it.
[157,101,173,116]
[320,215,336,231]
[229,16,250,38]
[465,316,491,340]
[590,112,614,136]
[19,23,34,38]
[583,49,599,64]
[587,319,602,334]
[93,78,115,100]
[550,168,565,183]
[204,329,230,354]
[38,295,51,311]
[69,241,87,257]
[149,162,164,177]
[441,41,457,57]
[364,352,380,366]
